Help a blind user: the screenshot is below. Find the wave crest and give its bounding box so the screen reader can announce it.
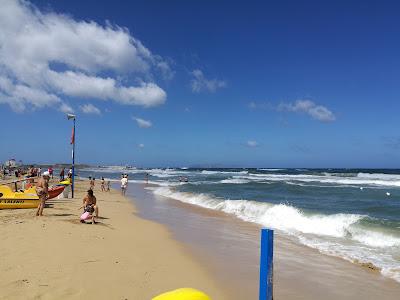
[149,186,400,282]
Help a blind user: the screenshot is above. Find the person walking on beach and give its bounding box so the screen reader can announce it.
[121,175,128,196]
[145,173,149,184]
[59,168,65,181]
[106,180,110,192]
[67,171,72,182]
[28,166,34,177]
[36,171,50,216]
[90,177,95,190]
[101,177,105,192]
[48,167,54,179]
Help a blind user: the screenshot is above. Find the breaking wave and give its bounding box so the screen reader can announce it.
[149,186,400,282]
[201,170,249,175]
[232,173,400,187]
[219,178,250,184]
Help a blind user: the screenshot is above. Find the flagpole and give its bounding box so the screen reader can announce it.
[67,114,76,198]
[72,117,76,198]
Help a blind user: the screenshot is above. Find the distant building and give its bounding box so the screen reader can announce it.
[4,159,18,168]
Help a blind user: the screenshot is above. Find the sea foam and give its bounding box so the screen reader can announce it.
[150,187,364,238]
[233,173,400,187]
[219,178,250,184]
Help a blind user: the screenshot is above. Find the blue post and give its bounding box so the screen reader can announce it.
[259,229,274,300]
[71,118,75,198]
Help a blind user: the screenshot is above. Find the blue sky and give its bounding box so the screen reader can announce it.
[1,0,400,168]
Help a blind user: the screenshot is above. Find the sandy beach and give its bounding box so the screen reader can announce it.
[0,179,226,300]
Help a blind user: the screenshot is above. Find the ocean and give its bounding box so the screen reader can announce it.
[78,167,400,283]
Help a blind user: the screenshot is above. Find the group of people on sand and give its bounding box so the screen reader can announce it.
[31,166,54,178]
[34,170,98,224]
[34,170,130,223]
[89,173,129,197]
[88,176,110,192]
[4,165,39,179]
[58,167,72,181]
[2,165,70,181]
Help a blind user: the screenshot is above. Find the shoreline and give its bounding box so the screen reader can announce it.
[127,182,400,300]
[0,179,227,299]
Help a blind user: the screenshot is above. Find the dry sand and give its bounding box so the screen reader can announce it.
[0,179,226,300]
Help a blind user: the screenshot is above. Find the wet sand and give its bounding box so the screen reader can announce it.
[0,179,226,300]
[128,182,400,300]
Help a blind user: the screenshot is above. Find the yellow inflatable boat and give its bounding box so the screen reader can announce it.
[59,179,71,185]
[152,288,211,300]
[0,186,39,209]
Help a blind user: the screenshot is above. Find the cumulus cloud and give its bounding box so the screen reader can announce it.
[0,0,169,112]
[190,69,226,93]
[246,140,259,147]
[60,103,74,114]
[133,117,152,128]
[48,71,166,107]
[278,100,336,122]
[80,103,101,115]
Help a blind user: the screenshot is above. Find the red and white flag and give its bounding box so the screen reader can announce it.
[70,126,75,145]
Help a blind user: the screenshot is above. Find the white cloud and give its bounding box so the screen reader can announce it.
[0,0,169,112]
[80,103,101,115]
[190,69,226,93]
[133,117,152,128]
[156,59,175,81]
[138,143,145,148]
[48,71,166,107]
[278,100,336,122]
[60,103,74,114]
[0,77,61,112]
[247,140,259,147]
